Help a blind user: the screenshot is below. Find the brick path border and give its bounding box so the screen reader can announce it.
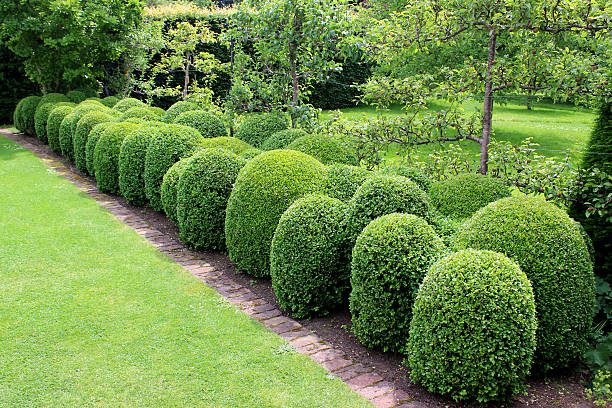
[1,129,424,408]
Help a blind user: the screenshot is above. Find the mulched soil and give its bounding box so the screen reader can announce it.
[14,133,596,408]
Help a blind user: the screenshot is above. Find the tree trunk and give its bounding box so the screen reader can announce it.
[182,51,191,101]
[480,27,497,175]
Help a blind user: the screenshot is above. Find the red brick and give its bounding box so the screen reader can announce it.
[290,334,320,348]
[269,321,302,334]
[310,349,344,363]
[320,358,353,372]
[252,309,282,320]
[263,316,293,327]
[357,381,395,399]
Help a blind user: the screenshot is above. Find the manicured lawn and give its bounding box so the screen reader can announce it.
[0,134,371,407]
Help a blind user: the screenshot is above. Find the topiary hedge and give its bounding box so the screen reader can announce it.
[59,104,110,161]
[144,124,204,211]
[176,149,246,251]
[381,162,431,192]
[287,133,359,166]
[173,110,227,138]
[225,150,325,277]
[47,105,74,153]
[322,164,370,202]
[161,158,191,224]
[66,90,87,104]
[453,195,595,373]
[198,136,254,154]
[111,97,145,114]
[235,112,289,148]
[34,102,73,143]
[429,173,511,219]
[406,249,537,403]
[73,111,115,174]
[270,194,349,319]
[350,213,445,352]
[37,93,69,109]
[86,122,116,176]
[119,107,161,122]
[161,101,200,123]
[13,96,41,136]
[94,123,140,194]
[261,128,309,151]
[240,148,262,160]
[101,96,120,108]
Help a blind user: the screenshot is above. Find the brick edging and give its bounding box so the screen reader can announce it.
[1,130,422,408]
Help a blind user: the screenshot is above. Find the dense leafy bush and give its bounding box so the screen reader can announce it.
[94,123,140,194]
[200,136,254,154]
[406,249,537,403]
[429,173,511,219]
[350,213,444,352]
[270,194,349,319]
[287,133,359,165]
[86,122,116,176]
[322,163,370,202]
[73,111,115,174]
[225,150,325,277]
[161,158,191,224]
[119,124,164,206]
[176,149,246,251]
[173,110,227,138]
[70,104,110,136]
[161,101,200,123]
[37,93,69,108]
[111,98,145,114]
[101,96,120,108]
[119,107,161,122]
[66,90,87,104]
[34,102,72,143]
[144,124,204,211]
[59,104,109,161]
[235,112,288,148]
[454,195,595,372]
[149,106,165,116]
[381,162,432,191]
[261,128,308,151]
[47,105,74,153]
[240,148,262,160]
[13,96,41,135]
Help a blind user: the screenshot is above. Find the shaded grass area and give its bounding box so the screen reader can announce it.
[0,135,372,408]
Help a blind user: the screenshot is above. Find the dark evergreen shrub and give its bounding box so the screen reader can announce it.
[94,123,140,194]
[37,93,69,109]
[287,133,359,165]
[101,96,120,108]
[161,158,191,224]
[322,163,370,202]
[13,96,41,135]
[239,148,262,160]
[47,105,74,153]
[234,112,289,148]
[35,102,73,143]
[261,129,308,151]
[74,111,115,174]
[173,110,227,138]
[66,90,87,104]
[86,122,116,176]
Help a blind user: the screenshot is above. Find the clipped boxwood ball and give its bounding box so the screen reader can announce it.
[73,111,115,174]
[35,102,73,143]
[119,107,160,122]
[453,196,595,372]
[287,133,359,166]
[37,93,69,109]
[235,112,288,148]
[381,162,431,191]
[239,148,262,160]
[59,104,109,161]
[270,194,350,319]
[173,110,227,138]
[177,149,246,251]
[86,122,116,176]
[47,105,74,153]
[101,96,120,108]
[161,101,200,123]
[225,150,325,277]
[161,158,191,224]
[350,213,445,352]
[261,128,308,151]
[66,90,87,104]
[429,173,511,219]
[111,98,145,114]
[14,96,42,135]
[406,249,537,403]
[199,137,254,154]
[149,106,165,116]
[73,87,99,99]
[144,124,204,211]
[94,123,140,194]
[323,164,370,202]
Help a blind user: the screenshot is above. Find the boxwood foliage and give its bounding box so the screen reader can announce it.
[161,101,200,123]
[199,136,254,154]
[270,194,350,319]
[173,110,227,138]
[37,93,69,109]
[73,111,115,174]
[119,107,161,122]
[144,124,204,211]
[429,173,511,219]
[59,104,109,161]
[453,196,595,373]
[322,163,370,202]
[94,123,140,194]
[287,133,359,166]
[177,149,246,251]
[101,96,120,108]
[74,87,99,99]
[119,124,164,206]
[34,102,73,143]
[66,90,87,104]
[225,150,325,277]
[261,128,309,151]
[13,96,41,135]
[235,112,289,148]
[161,158,191,224]
[47,105,74,153]
[350,213,445,352]
[406,249,537,403]
[86,122,116,176]
[240,148,262,160]
[381,162,431,192]
[111,97,145,114]
[344,174,433,253]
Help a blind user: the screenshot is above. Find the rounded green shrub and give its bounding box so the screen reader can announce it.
[73,87,99,99]
[66,90,87,104]
[176,149,246,251]
[13,96,41,135]
[429,173,511,219]
[94,123,140,194]
[173,110,227,138]
[239,148,262,160]
[406,249,537,403]
[101,96,120,108]
[270,194,349,319]
[200,137,254,154]
[59,104,109,161]
[86,122,116,176]
[111,98,145,114]
[144,124,204,211]
[73,111,115,174]
[381,162,431,191]
[119,107,161,122]
[322,164,370,202]
[225,150,325,277]
[161,158,191,224]
[47,105,74,153]
[70,104,109,136]
[235,112,289,148]
[261,128,308,151]
[287,133,359,165]
[119,124,164,206]
[453,195,595,372]
[149,106,165,116]
[350,213,445,352]
[161,101,200,123]
[37,93,69,109]
[35,102,73,143]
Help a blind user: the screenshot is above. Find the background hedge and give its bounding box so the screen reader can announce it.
[261,129,309,151]
[235,112,288,148]
[0,46,38,124]
[287,133,359,166]
[173,110,227,138]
